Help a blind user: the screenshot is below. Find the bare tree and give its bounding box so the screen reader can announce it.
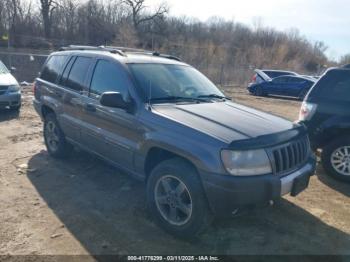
[340,54,350,66]
[39,0,58,38]
[121,0,168,30]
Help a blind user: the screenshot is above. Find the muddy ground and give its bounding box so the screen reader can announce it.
[0,87,349,257]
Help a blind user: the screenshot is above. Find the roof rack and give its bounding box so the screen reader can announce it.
[58,45,182,61]
[58,45,126,56]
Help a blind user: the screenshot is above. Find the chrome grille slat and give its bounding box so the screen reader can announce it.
[270,136,309,176]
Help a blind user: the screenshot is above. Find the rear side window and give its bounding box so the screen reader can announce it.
[316,70,350,101]
[288,78,303,83]
[0,61,9,74]
[273,76,289,84]
[89,60,130,98]
[66,57,92,92]
[58,56,75,86]
[41,55,68,83]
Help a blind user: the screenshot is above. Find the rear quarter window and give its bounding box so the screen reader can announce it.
[40,55,68,83]
[0,61,9,74]
[312,70,350,101]
[65,56,92,92]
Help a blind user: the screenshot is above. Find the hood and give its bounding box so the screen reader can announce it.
[0,73,19,86]
[152,101,294,143]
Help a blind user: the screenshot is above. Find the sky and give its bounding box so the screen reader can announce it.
[148,0,350,61]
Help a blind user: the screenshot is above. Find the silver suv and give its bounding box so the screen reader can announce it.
[0,60,21,111]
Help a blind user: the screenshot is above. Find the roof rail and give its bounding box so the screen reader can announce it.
[58,45,126,56]
[58,45,181,61]
[152,52,181,61]
[106,46,181,61]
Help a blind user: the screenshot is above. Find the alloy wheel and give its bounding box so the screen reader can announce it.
[45,121,60,152]
[154,175,193,226]
[331,146,350,176]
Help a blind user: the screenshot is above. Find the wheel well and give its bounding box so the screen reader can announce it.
[41,105,55,119]
[320,128,350,148]
[144,147,196,179]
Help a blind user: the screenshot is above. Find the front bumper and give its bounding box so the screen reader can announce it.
[0,91,21,108]
[200,156,316,216]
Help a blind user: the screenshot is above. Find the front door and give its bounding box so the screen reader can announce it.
[80,59,142,170]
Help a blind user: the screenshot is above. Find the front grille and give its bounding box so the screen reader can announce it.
[0,86,8,95]
[269,136,310,175]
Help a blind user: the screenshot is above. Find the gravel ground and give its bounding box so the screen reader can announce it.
[0,86,349,257]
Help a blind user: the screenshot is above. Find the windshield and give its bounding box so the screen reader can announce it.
[0,61,9,74]
[128,64,224,102]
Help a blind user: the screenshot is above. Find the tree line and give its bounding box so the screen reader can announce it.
[0,0,347,84]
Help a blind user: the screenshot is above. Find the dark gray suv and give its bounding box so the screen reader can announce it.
[33,46,316,237]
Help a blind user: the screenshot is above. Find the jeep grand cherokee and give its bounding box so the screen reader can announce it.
[33,45,316,238]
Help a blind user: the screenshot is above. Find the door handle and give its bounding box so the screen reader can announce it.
[84,103,96,112]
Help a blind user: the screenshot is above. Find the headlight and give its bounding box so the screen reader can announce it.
[8,85,20,92]
[221,149,272,176]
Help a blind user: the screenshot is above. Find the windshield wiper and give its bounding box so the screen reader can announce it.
[198,94,231,100]
[150,96,208,103]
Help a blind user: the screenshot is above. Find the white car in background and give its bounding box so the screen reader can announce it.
[0,60,21,111]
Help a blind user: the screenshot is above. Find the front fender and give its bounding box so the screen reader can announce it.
[137,132,225,175]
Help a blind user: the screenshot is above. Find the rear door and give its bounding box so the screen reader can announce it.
[37,54,69,121]
[285,77,305,96]
[269,76,290,95]
[80,58,141,170]
[57,56,94,142]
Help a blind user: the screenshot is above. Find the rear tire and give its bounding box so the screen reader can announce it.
[44,113,72,158]
[147,158,212,238]
[321,136,350,183]
[254,86,265,97]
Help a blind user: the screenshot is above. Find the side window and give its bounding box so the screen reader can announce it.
[40,55,68,83]
[89,60,130,98]
[0,60,9,74]
[288,78,302,83]
[273,77,288,84]
[319,71,350,101]
[66,57,92,92]
[58,56,75,86]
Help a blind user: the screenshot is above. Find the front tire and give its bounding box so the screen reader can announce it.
[321,136,350,182]
[44,113,72,158]
[147,158,212,238]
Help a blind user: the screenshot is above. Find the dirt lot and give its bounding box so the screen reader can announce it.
[0,87,349,256]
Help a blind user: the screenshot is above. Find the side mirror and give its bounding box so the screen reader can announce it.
[100,92,128,109]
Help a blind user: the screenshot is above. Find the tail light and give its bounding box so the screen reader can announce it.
[299,101,317,121]
[251,74,257,83]
[33,81,38,98]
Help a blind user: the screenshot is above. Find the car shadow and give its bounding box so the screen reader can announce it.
[316,164,350,198]
[26,150,350,255]
[0,108,20,122]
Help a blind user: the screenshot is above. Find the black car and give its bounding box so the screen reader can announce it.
[33,45,316,237]
[299,67,350,182]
